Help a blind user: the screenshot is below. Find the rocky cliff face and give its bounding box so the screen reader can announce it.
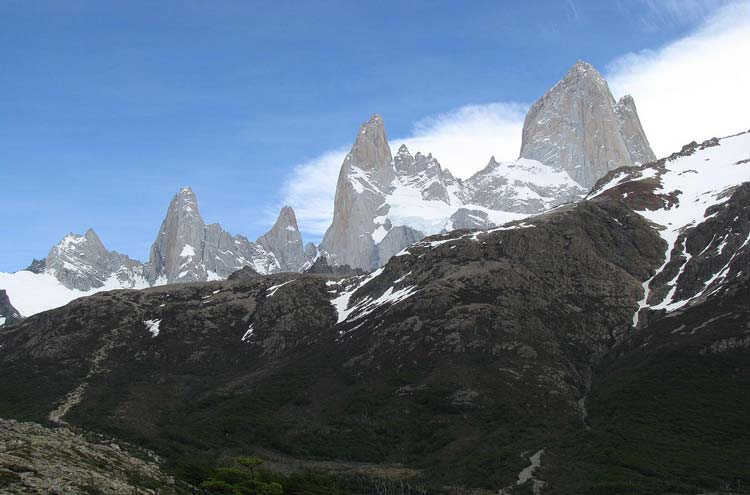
[148,187,207,283]
[256,206,306,272]
[519,61,655,189]
[0,290,22,327]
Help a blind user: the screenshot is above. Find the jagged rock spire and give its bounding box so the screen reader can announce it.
[148,186,208,283]
[614,94,656,166]
[257,206,306,272]
[348,114,394,188]
[320,114,397,271]
[519,60,655,189]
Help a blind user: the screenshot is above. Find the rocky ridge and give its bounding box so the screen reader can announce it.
[0,192,668,493]
[42,229,148,291]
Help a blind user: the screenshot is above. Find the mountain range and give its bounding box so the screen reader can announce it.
[0,61,656,317]
[1,54,750,494]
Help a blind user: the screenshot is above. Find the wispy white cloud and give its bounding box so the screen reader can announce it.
[606,1,750,155]
[278,102,528,239]
[395,102,528,178]
[632,0,735,31]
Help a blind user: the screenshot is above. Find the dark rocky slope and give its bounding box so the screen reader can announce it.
[0,196,676,493]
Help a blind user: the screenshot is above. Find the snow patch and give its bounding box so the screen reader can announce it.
[0,271,149,317]
[266,279,295,298]
[144,319,161,338]
[241,323,255,342]
[180,244,196,257]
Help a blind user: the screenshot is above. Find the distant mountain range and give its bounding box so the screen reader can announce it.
[0,60,665,317]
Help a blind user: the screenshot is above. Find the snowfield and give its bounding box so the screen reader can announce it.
[0,270,149,317]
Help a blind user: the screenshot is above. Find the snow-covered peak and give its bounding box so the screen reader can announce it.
[43,228,146,292]
[566,59,606,83]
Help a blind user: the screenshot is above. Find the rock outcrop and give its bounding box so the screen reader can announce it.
[227,265,262,281]
[304,257,364,276]
[0,418,177,494]
[0,290,22,327]
[519,61,655,189]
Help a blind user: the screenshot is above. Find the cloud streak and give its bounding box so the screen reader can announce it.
[605,0,750,155]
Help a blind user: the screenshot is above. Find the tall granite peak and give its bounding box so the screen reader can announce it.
[348,113,394,188]
[257,206,306,272]
[519,60,655,189]
[148,186,208,283]
[319,115,398,270]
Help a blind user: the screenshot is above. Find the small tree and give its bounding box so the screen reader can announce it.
[237,456,265,478]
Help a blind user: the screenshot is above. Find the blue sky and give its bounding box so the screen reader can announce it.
[1,0,748,271]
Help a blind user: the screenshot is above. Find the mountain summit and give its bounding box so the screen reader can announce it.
[519,60,655,188]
